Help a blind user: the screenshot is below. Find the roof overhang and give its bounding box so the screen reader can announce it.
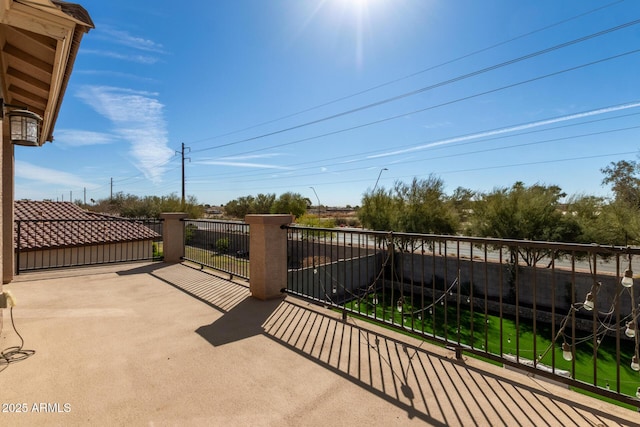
[0,0,93,145]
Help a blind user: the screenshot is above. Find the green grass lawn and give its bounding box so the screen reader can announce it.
[345,293,640,407]
[184,246,249,277]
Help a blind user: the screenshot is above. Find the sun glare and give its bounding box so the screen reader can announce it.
[340,0,373,10]
[331,0,386,68]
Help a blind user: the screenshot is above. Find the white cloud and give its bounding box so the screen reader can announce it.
[15,160,97,189]
[81,49,159,65]
[368,102,640,159]
[216,153,283,161]
[75,69,160,84]
[197,160,292,170]
[97,26,165,53]
[53,129,116,147]
[76,85,173,182]
[423,121,452,129]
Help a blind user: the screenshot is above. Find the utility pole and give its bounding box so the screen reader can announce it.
[70,190,72,202]
[110,177,113,201]
[176,142,191,208]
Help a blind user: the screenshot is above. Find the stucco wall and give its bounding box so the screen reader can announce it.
[17,240,155,271]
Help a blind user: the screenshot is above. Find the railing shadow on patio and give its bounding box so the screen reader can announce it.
[158,264,636,426]
[284,224,640,409]
[259,299,635,426]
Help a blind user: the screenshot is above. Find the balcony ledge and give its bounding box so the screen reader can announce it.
[1,262,637,425]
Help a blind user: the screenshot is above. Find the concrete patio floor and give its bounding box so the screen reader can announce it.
[1,262,639,426]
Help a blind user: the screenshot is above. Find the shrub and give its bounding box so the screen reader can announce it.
[216,238,230,254]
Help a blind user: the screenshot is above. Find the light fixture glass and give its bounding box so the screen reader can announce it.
[8,109,42,146]
[562,342,573,361]
[625,322,636,338]
[636,386,640,399]
[583,292,594,311]
[396,299,403,312]
[622,269,634,288]
[372,295,378,305]
[631,355,640,371]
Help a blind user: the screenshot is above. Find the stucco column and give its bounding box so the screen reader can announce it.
[2,120,13,284]
[160,213,188,263]
[245,214,293,300]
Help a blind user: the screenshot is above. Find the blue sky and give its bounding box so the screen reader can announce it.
[15,0,640,207]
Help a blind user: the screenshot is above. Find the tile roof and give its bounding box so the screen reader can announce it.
[14,201,160,250]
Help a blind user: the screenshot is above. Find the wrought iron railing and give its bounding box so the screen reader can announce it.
[15,218,163,273]
[183,219,250,280]
[285,225,640,408]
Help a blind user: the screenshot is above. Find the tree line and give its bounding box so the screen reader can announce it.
[223,159,640,246]
[81,159,640,246]
[358,160,640,246]
[79,192,204,219]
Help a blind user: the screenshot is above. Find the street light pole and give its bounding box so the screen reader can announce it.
[310,186,321,214]
[373,168,388,192]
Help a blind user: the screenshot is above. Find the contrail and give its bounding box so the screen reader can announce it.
[367,101,640,159]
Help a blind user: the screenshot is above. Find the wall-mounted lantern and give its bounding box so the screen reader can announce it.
[0,98,43,147]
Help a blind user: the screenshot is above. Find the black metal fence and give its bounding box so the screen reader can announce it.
[15,218,163,273]
[183,219,250,280]
[285,225,640,408]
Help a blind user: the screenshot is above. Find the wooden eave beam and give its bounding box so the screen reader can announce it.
[3,42,53,74]
[7,66,50,93]
[1,1,74,40]
[8,83,47,109]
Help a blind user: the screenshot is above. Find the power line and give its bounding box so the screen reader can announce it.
[191,18,640,155]
[185,0,625,146]
[190,125,640,186]
[72,5,634,198]
[191,49,640,167]
[191,151,639,195]
[189,107,640,181]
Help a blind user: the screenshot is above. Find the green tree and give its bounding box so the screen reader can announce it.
[393,176,458,235]
[253,193,276,214]
[359,176,458,235]
[225,196,255,219]
[598,160,640,245]
[601,160,640,207]
[468,182,580,265]
[358,188,395,231]
[271,192,307,218]
[597,200,640,246]
[564,194,609,244]
[447,186,476,228]
[88,193,203,218]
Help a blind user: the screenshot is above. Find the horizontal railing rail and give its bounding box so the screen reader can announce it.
[15,218,163,273]
[285,225,640,408]
[183,219,250,280]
